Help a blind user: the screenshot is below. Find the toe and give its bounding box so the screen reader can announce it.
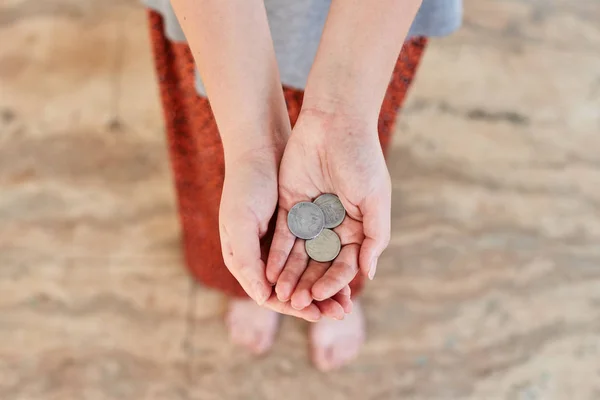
[226,299,280,354]
[251,330,269,355]
[309,300,366,371]
[311,344,335,372]
[329,338,361,369]
[231,326,252,349]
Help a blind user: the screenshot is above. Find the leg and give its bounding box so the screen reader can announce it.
[310,37,428,371]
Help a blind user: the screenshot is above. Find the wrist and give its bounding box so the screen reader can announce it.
[297,100,378,138]
[222,124,288,171]
[221,94,290,163]
[301,79,382,127]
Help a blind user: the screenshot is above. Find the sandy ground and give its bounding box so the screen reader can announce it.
[1,0,599,399]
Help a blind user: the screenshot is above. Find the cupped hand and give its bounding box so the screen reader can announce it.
[266,108,392,306]
[219,146,351,321]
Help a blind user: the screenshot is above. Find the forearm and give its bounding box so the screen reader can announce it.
[303,0,422,123]
[171,0,290,161]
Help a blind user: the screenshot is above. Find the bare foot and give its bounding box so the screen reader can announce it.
[309,300,366,371]
[225,298,280,355]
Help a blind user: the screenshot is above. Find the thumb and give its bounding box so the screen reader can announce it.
[358,191,391,280]
[220,219,272,305]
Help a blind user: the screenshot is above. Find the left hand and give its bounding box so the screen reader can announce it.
[266,107,392,311]
[220,143,352,321]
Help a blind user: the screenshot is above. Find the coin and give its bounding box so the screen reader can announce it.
[287,202,325,239]
[313,193,346,229]
[305,229,341,262]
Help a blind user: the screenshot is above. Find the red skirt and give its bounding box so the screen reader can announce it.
[148,11,427,298]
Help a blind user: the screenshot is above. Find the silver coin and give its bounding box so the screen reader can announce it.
[313,193,346,229]
[305,229,341,262]
[287,202,325,239]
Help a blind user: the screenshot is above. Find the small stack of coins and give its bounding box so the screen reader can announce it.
[287,194,346,262]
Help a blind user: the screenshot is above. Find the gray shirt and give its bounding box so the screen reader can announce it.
[144,0,462,96]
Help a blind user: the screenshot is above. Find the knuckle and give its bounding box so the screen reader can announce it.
[274,223,291,237]
[303,267,324,282]
[320,274,346,293]
[287,251,307,265]
[277,271,294,286]
[268,249,286,267]
[333,259,358,275]
[352,228,365,243]
[276,276,290,287]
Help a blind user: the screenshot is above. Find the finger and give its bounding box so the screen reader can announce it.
[275,239,309,302]
[333,290,353,314]
[359,189,391,280]
[333,217,365,245]
[312,243,360,301]
[315,299,345,320]
[339,285,351,297]
[221,220,272,305]
[290,259,331,311]
[264,293,321,322]
[266,208,296,284]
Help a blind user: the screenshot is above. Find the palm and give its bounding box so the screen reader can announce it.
[279,122,385,213]
[267,114,391,310]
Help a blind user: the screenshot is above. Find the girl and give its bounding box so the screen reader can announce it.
[145,0,461,371]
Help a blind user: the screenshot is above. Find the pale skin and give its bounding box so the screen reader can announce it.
[171,0,422,370]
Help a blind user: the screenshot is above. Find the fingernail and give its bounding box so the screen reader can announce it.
[254,282,269,305]
[308,314,321,322]
[276,287,288,303]
[291,295,310,310]
[368,258,378,280]
[310,288,325,302]
[291,299,305,310]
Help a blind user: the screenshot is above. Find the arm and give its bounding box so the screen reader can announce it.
[268,0,423,303]
[303,0,422,122]
[170,0,290,306]
[171,0,350,321]
[304,0,423,282]
[171,0,290,161]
